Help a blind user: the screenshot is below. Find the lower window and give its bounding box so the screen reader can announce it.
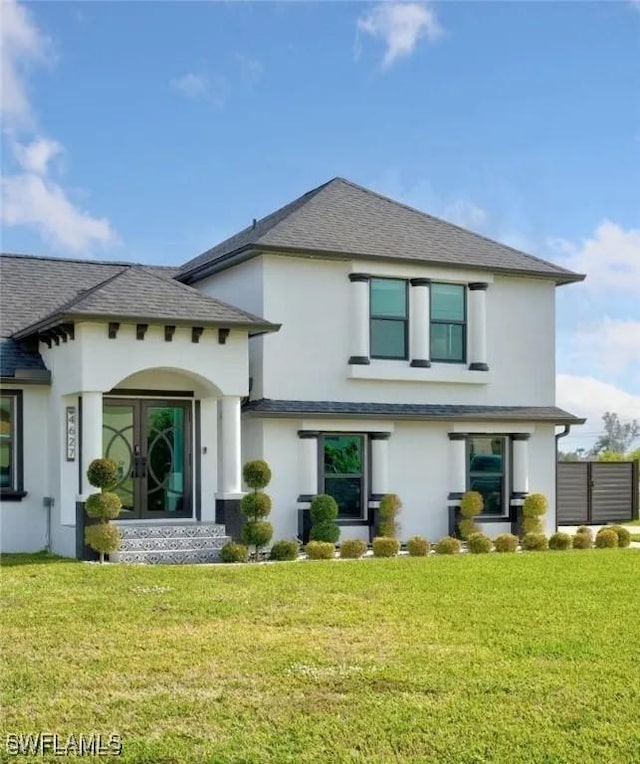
[0,391,23,497]
[467,435,506,516]
[322,434,365,520]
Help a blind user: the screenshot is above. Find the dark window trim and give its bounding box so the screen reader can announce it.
[0,389,25,500]
[430,282,467,364]
[369,277,409,361]
[318,432,368,521]
[465,434,509,519]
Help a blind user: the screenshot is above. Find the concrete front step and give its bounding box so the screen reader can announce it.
[111,522,230,564]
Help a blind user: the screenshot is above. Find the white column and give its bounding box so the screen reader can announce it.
[468,282,489,371]
[81,391,103,497]
[298,432,319,500]
[348,274,370,364]
[370,433,390,497]
[512,434,530,497]
[220,396,242,496]
[448,433,467,503]
[410,278,431,367]
[199,397,218,520]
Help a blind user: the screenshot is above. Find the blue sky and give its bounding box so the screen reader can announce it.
[2,1,639,450]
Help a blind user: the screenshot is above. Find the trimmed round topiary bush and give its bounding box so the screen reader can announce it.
[605,525,631,548]
[467,532,492,554]
[84,523,121,561]
[372,537,400,558]
[85,491,122,521]
[572,531,592,550]
[340,539,367,559]
[521,532,548,551]
[522,493,548,536]
[243,460,272,490]
[241,520,274,551]
[309,494,340,544]
[435,536,461,555]
[86,458,118,490]
[406,536,429,557]
[577,525,594,541]
[305,541,335,560]
[378,494,402,538]
[549,531,572,551]
[595,528,618,548]
[220,541,249,563]
[269,539,299,561]
[240,492,272,518]
[458,491,484,540]
[494,533,519,553]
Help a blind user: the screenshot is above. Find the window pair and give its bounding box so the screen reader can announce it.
[370,278,466,362]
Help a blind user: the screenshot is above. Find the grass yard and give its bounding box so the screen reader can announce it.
[1,551,639,764]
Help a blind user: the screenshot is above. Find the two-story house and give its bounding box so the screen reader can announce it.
[0,178,585,560]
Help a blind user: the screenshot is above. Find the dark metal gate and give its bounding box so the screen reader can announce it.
[557,461,639,525]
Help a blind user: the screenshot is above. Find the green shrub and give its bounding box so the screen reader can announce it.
[372,537,400,558]
[406,536,429,557]
[85,523,121,561]
[434,536,461,555]
[378,494,402,538]
[458,518,477,540]
[549,532,572,551]
[243,460,271,490]
[595,528,618,549]
[241,520,273,552]
[86,458,118,490]
[220,542,248,563]
[577,525,594,541]
[458,491,483,539]
[269,539,299,561]
[309,494,340,544]
[521,493,548,536]
[572,532,592,550]
[305,541,335,560]
[85,491,122,521]
[310,494,339,523]
[240,492,272,518]
[340,539,367,559]
[467,533,492,554]
[494,533,519,553]
[521,533,548,551]
[523,516,544,535]
[605,525,631,548]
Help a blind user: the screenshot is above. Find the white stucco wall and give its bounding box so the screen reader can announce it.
[0,385,50,553]
[242,417,558,544]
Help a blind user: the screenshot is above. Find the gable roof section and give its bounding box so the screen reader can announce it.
[179,177,584,285]
[242,398,585,425]
[8,261,277,340]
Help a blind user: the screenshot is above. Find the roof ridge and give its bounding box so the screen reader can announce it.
[333,178,572,275]
[0,252,177,270]
[45,266,132,315]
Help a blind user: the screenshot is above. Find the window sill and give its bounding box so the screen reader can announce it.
[336,518,369,526]
[0,490,28,502]
[476,515,510,523]
[348,362,492,385]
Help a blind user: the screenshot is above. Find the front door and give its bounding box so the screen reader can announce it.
[102,398,192,519]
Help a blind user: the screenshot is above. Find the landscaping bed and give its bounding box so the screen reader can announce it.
[1,551,639,763]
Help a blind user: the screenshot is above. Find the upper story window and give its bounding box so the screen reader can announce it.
[430,282,466,363]
[467,435,507,516]
[0,391,24,500]
[322,434,365,520]
[370,278,408,360]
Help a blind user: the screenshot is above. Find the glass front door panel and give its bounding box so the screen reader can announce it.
[145,406,186,515]
[102,403,136,516]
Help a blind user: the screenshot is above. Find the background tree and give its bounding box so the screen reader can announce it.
[591,412,639,456]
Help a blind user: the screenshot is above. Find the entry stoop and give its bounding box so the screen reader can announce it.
[111,522,230,564]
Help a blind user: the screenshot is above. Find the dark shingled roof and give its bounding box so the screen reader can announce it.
[242,399,585,425]
[179,177,584,285]
[0,339,50,382]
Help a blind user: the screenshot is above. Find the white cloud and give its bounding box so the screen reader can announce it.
[2,173,115,252]
[575,318,640,377]
[170,72,225,106]
[13,137,63,175]
[1,1,116,254]
[441,199,487,229]
[557,375,640,434]
[0,0,50,127]
[550,220,640,292]
[356,2,442,69]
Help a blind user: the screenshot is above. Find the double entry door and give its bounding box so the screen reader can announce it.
[102,398,192,520]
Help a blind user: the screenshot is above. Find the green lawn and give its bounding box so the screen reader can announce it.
[1,551,639,764]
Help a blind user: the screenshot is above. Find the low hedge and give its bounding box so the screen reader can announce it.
[220,542,248,563]
[305,541,335,560]
[372,537,400,558]
[340,539,367,559]
[467,533,492,554]
[549,532,572,551]
[269,539,299,561]
[605,525,631,548]
[434,537,461,555]
[572,532,592,550]
[595,529,618,548]
[406,536,429,557]
[521,533,548,551]
[494,533,519,553]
